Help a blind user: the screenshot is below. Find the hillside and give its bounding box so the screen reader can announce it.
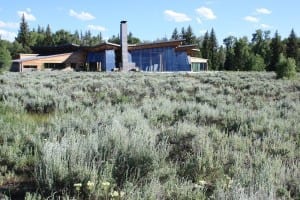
[0,72,299,199]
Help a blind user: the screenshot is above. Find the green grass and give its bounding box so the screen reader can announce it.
[0,71,299,199]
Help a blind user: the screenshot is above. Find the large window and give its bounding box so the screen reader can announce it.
[44,63,66,69]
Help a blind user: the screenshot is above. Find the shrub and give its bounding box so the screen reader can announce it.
[112,150,154,187]
[276,54,297,79]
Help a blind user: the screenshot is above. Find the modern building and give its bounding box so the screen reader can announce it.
[11,21,208,72]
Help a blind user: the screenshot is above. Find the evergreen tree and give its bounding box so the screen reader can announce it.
[286,29,299,67]
[181,27,186,40]
[223,36,236,70]
[183,25,196,45]
[44,24,54,46]
[16,14,31,52]
[201,31,210,59]
[209,28,219,70]
[269,31,283,71]
[171,28,179,40]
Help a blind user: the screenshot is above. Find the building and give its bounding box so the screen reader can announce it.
[11,21,208,72]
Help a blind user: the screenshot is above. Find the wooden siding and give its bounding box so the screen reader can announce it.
[16,51,86,71]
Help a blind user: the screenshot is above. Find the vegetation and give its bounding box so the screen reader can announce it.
[0,71,299,199]
[276,54,297,79]
[0,40,12,72]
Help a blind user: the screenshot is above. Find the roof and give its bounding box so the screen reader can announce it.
[189,56,208,63]
[82,42,120,52]
[12,53,73,63]
[128,39,185,50]
[175,44,198,51]
[31,39,200,54]
[32,44,80,55]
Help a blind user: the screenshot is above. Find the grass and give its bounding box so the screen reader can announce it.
[0,71,299,199]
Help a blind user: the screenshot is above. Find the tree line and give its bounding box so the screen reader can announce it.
[0,14,299,77]
[171,26,299,74]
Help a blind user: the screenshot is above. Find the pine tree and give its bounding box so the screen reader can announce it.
[181,27,186,40]
[201,31,210,59]
[44,24,54,46]
[223,36,236,70]
[16,14,31,50]
[269,31,283,71]
[209,28,219,70]
[183,25,196,45]
[171,28,179,40]
[286,29,299,66]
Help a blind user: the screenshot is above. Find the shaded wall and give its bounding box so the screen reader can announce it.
[87,50,116,71]
[130,47,190,72]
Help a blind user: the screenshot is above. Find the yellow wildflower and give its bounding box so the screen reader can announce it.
[87,181,95,191]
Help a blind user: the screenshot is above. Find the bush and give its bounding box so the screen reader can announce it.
[112,151,154,187]
[276,54,297,79]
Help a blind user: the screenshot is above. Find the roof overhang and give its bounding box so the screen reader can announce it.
[82,42,120,52]
[189,56,208,63]
[32,44,80,55]
[128,39,185,51]
[12,53,73,63]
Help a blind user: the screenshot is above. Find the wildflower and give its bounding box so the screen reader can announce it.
[73,183,82,191]
[87,181,95,191]
[101,181,110,192]
[198,180,207,186]
[120,191,125,197]
[111,191,119,198]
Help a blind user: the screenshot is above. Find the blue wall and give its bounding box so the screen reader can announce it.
[130,47,190,72]
[87,50,115,71]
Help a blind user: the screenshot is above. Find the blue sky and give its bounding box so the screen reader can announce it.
[0,0,299,44]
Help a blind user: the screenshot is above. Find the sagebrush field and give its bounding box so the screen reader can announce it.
[0,72,299,200]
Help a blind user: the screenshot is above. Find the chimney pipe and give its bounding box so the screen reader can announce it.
[120,21,128,71]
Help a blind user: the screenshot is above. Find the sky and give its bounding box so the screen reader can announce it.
[0,0,299,44]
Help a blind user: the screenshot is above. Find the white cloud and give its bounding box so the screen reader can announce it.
[0,29,17,42]
[196,17,202,24]
[196,7,216,20]
[69,9,95,21]
[256,8,272,15]
[260,24,272,29]
[17,9,36,21]
[199,29,208,34]
[164,10,191,22]
[244,16,259,23]
[87,25,107,32]
[0,21,18,29]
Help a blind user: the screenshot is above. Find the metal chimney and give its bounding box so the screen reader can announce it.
[120,21,129,71]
